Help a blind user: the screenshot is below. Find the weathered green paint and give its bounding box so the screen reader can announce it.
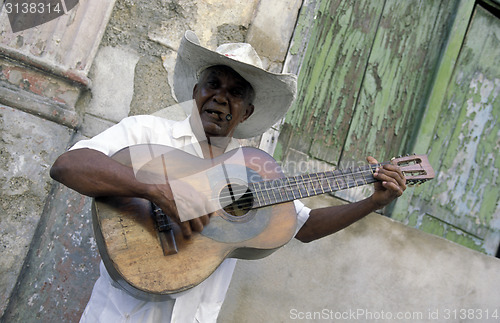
[405,209,485,253]
[273,141,283,163]
[283,0,461,169]
[419,214,484,252]
[445,230,485,253]
[410,0,475,156]
[284,0,385,165]
[419,214,446,237]
[341,0,460,164]
[280,0,499,254]
[281,0,460,177]
[393,3,500,255]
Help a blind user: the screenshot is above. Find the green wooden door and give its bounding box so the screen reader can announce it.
[279,0,499,254]
[279,0,460,198]
[392,3,500,255]
[279,0,459,202]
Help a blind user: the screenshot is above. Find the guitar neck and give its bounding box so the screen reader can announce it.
[251,163,382,208]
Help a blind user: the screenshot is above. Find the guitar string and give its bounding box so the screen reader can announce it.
[214,165,378,202]
[209,159,423,213]
[164,164,385,218]
[215,178,367,212]
[148,160,384,205]
[157,157,421,216]
[207,164,381,209]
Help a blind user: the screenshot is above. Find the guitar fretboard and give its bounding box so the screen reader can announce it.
[250,164,381,208]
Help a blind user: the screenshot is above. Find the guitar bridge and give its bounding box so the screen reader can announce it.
[151,202,178,256]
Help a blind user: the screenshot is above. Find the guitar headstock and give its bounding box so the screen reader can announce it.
[391,154,435,185]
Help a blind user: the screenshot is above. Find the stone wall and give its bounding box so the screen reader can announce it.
[0,0,303,320]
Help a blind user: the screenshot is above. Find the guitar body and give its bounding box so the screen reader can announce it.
[92,145,297,301]
[92,145,435,301]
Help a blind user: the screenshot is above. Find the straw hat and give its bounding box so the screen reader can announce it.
[174,31,297,139]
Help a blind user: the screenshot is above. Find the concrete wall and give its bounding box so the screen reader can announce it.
[1,0,499,322]
[220,195,500,322]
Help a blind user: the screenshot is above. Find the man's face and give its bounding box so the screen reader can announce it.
[193,65,255,138]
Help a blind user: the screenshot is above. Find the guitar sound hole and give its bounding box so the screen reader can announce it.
[220,183,254,218]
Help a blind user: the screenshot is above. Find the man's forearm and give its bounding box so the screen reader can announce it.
[50,148,151,199]
[295,197,380,243]
[295,157,407,243]
[51,148,211,238]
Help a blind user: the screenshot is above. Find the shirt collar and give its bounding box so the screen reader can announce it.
[172,116,195,139]
[172,116,241,152]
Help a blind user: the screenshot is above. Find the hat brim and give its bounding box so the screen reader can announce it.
[173,31,297,139]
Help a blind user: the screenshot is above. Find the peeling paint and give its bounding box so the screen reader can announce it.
[281,0,500,254]
[437,74,499,223]
[284,0,386,165]
[282,0,459,187]
[393,4,500,255]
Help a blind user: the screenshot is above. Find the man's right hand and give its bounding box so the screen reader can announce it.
[51,148,212,239]
[148,181,213,239]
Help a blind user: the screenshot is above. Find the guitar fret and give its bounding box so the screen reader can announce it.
[336,169,347,189]
[286,181,293,200]
[250,183,259,207]
[307,174,319,195]
[370,164,379,183]
[274,180,282,203]
[350,168,358,187]
[332,171,340,191]
[264,180,272,204]
[270,179,280,203]
[352,167,365,187]
[360,167,368,185]
[280,178,293,201]
[313,173,325,194]
[295,176,303,198]
[299,175,306,197]
[265,181,273,204]
[254,182,262,207]
[251,182,258,207]
[276,178,286,202]
[250,163,388,208]
[286,177,297,200]
[265,180,273,203]
[255,182,264,208]
[362,167,373,184]
[320,174,326,194]
[337,170,346,189]
[324,170,335,192]
[356,170,364,185]
[346,169,354,188]
[298,175,307,198]
[259,182,270,205]
[288,176,300,198]
[271,179,279,203]
[317,172,329,193]
[303,174,312,196]
[279,179,287,203]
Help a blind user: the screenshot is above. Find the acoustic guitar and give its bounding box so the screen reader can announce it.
[92,144,434,300]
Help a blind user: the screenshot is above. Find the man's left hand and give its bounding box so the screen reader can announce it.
[367,156,407,209]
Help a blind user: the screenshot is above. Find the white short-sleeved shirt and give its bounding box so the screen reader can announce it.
[75,115,311,323]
